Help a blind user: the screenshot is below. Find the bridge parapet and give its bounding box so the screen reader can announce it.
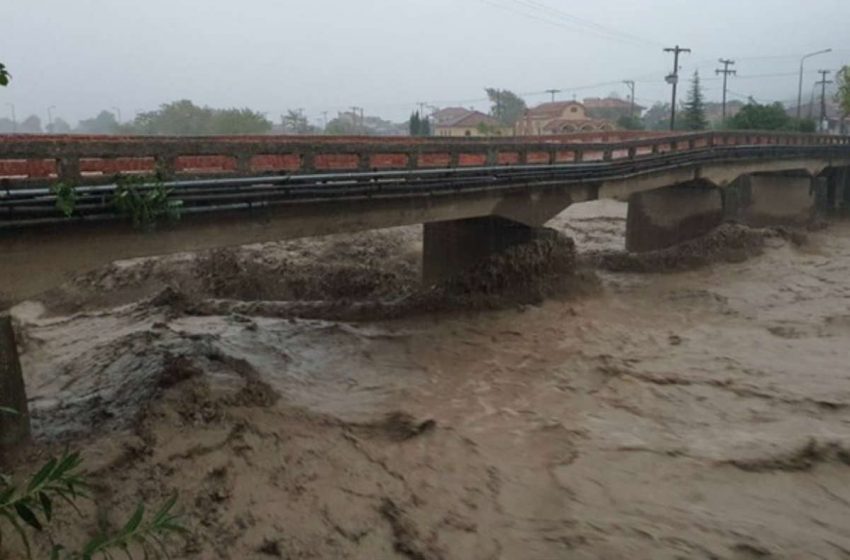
[1,131,846,189]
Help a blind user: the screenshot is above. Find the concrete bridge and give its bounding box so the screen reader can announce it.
[2,131,849,305]
[2,130,850,449]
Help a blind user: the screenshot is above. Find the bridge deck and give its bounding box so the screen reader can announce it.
[2,135,849,233]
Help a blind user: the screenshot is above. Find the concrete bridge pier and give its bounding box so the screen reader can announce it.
[625,182,723,252]
[824,167,850,214]
[724,173,820,226]
[423,216,550,283]
[0,315,30,453]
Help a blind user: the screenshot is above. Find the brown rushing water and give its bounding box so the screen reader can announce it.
[5,200,850,559]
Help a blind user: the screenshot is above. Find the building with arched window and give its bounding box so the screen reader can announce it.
[516,101,615,136]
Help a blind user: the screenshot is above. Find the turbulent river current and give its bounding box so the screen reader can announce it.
[5,200,850,559]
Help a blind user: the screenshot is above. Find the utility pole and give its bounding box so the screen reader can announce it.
[47,105,56,132]
[816,69,833,131]
[663,45,691,131]
[545,89,561,103]
[111,106,122,123]
[622,80,635,118]
[350,106,363,134]
[5,103,15,133]
[715,59,736,122]
[321,111,328,132]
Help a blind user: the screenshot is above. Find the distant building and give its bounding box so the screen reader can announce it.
[434,109,509,137]
[516,101,614,135]
[583,97,645,121]
[432,107,475,127]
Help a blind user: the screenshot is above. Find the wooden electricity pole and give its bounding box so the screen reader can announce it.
[664,45,691,130]
[715,59,736,122]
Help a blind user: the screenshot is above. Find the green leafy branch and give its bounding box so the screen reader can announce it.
[51,183,78,218]
[0,63,10,87]
[112,175,182,231]
[0,451,89,558]
[53,496,185,560]
[0,447,185,559]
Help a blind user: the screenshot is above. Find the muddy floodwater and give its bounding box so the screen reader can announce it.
[5,200,850,559]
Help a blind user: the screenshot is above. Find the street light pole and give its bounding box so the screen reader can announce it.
[47,105,56,132]
[111,106,122,123]
[797,49,831,120]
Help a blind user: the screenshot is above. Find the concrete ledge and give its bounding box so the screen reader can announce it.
[0,315,30,452]
[626,183,723,252]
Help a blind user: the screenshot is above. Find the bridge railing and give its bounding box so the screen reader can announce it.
[0,131,847,189]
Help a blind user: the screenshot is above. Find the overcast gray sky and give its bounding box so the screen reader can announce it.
[3,0,849,125]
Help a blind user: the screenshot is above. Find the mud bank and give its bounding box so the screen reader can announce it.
[4,201,850,559]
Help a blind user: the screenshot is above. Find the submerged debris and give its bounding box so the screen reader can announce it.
[585,223,807,272]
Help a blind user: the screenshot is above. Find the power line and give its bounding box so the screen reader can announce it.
[507,0,662,48]
[279,52,836,126]
[477,0,659,49]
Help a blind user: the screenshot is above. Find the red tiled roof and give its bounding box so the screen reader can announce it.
[438,111,501,128]
[526,101,584,118]
[433,107,474,125]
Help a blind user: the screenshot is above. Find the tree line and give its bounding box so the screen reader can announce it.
[0,100,274,135]
[640,71,824,133]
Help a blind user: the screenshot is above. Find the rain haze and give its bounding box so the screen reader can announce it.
[3,0,849,125]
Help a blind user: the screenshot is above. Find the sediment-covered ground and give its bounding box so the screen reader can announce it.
[4,200,850,559]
